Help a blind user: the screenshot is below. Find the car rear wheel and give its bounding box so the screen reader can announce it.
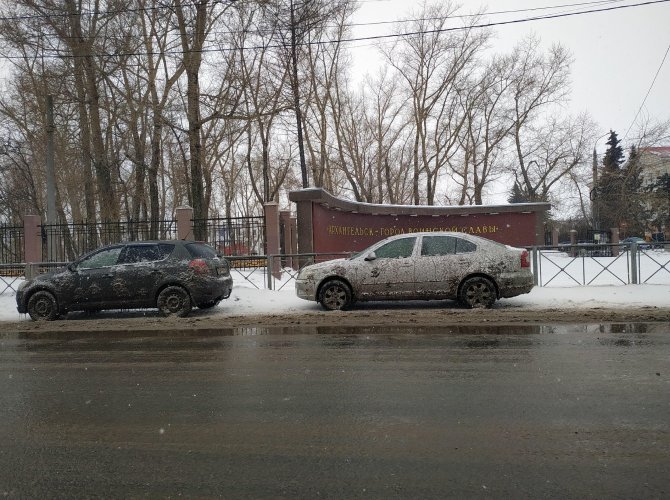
[157,286,192,317]
[27,291,59,321]
[458,277,496,309]
[319,279,352,311]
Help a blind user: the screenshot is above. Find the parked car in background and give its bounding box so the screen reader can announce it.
[295,232,533,310]
[16,240,233,321]
[621,237,651,250]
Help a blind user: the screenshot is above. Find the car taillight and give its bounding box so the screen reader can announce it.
[189,259,210,275]
[520,250,530,268]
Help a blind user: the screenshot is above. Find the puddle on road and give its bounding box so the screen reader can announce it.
[2,323,667,358]
[4,323,667,358]
[6,322,665,341]
[233,323,663,336]
[230,324,666,350]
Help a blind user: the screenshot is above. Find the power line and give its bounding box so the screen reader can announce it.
[348,0,625,28]
[0,0,667,60]
[0,0,626,41]
[337,0,670,46]
[623,40,670,142]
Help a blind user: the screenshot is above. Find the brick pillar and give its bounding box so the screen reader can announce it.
[611,227,619,257]
[569,229,578,257]
[176,206,193,241]
[552,228,559,247]
[24,215,42,279]
[264,202,281,278]
[24,215,42,263]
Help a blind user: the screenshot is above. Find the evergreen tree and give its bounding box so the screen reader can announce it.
[603,130,625,170]
[508,182,528,203]
[595,130,626,230]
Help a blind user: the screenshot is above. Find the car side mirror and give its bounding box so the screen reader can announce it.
[67,263,77,272]
[364,252,377,261]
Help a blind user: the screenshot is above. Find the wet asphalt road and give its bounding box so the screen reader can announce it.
[1,323,669,499]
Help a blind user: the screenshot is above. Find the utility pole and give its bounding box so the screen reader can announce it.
[46,95,56,261]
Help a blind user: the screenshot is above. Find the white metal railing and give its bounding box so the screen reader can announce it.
[530,242,670,287]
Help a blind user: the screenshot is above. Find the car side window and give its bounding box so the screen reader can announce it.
[374,237,417,259]
[455,238,477,253]
[119,245,162,264]
[421,236,457,256]
[77,247,122,269]
[157,244,175,259]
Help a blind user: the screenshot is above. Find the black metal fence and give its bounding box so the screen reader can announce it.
[0,216,267,266]
[197,216,265,257]
[0,225,24,264]
[41,220,178,262]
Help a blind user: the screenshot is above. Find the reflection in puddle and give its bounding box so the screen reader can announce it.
[6,323,665,353]
[230,323,659,336]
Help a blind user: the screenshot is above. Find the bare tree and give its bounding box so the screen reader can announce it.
[268,0,352,188]
[173,0,239,239]
[364,70,410,204]
[302,0,353,190]
[330,83,375,201]
[510,38,573,200]
[383,2,489,205]
[511,113,596,206]
[451,53,517,205]
[140,0,186,236]
[233,4,291,203]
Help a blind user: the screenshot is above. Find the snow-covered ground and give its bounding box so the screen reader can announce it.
[1,274,669,323]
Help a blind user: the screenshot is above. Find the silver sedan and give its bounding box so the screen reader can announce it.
[295,232,533,310]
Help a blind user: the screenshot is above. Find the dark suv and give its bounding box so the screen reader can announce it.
[16,240,233,321]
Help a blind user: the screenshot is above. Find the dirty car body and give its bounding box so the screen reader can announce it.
[295,232,533,310]
[16,240,233,320]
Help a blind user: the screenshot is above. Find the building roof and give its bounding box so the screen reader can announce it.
[641,147,670,158]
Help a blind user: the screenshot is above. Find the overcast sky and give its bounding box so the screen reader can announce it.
[349,0,670,154]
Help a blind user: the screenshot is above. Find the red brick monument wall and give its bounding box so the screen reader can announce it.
[289,189,551,254]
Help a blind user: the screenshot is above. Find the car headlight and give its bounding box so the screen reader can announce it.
[297,269,313,280]
[17,280,30,292]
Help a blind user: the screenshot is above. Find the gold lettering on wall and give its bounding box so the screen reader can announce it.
[326,224,499,237]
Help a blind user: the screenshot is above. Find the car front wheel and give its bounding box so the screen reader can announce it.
[157,286,192,317]
[319,279,352,311]
[27,291,59,321]
[458,277,496,309]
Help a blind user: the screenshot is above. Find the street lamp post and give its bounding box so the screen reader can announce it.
[591,147,599,230]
